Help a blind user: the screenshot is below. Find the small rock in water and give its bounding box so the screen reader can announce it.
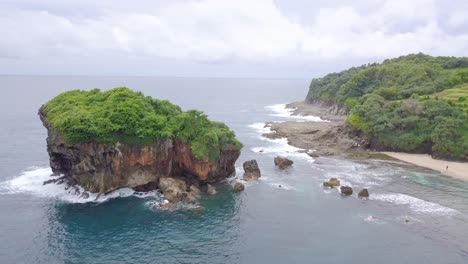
[160,202,177,211]
[323,178,340,188]
[243,160,261,181]
[43,179,56,185]
[274,156,293,169]
[259,149,264,153]
[278,185,282,188]
[233,182,245,192]
[358,188,369,198]
[189,185,201,196]
[79,192,90,199]
[308,152,320,158]
[340,186,353,196]
[206,184,217,195]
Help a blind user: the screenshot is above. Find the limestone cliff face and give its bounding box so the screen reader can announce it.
[39,107,240,194]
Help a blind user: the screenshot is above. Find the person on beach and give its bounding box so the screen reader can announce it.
[446,165,448,170]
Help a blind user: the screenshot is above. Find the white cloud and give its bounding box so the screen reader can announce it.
[0,0,467,74]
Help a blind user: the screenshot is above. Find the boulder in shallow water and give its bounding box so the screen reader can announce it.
[206,184,217,195]
[160,202,177,210]
[323,178,340,188]
[189,185,201,196]
[358,188,369,198]
[233,181,245,192]
[308,152,320,158]
[243,160,261,181]
[340,186,353,196]
[159,177,187,193]
[159,177,189,203]
[274,156,293,169]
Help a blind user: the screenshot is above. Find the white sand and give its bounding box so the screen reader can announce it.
[381,152,468,181]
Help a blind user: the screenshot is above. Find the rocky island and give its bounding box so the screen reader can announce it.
[39,87,242,203]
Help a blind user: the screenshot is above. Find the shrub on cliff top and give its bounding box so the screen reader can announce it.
[43,87,242,161]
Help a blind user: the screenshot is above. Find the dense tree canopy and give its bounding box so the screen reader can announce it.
[306,53,468,160]
[43,87,242,162]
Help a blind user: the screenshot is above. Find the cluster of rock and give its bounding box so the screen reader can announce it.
[322,178,369,198]
[242,156,294,182]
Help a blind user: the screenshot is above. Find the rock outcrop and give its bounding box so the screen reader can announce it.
[323,178,340,188]
[233,181,245,192]
[358,188,369,198]
[274,156,293,169]
[243,160,261,181]
[340,186,353,196]
[39,106,240,195]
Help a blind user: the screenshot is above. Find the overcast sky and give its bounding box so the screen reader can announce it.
[0,0,467,78]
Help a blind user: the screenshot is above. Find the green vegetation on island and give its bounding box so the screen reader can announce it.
[306,53,468,160]
[43,87,242,162]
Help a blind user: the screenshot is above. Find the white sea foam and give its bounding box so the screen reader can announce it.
[0,167,162,204]
[265,104,327,122]
[248,122,273,134]
[268,182,294,190]
[250,134,314,163]
[371,193,457,216]
[363,215,386,225]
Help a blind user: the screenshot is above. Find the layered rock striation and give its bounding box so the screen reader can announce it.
[38,89,241,196]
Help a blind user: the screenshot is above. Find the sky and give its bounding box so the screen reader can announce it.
[0,0,467,78]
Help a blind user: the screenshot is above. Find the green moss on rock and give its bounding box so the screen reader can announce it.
[43,87,242,161]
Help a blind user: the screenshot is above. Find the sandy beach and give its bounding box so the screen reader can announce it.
[381,152,468,181]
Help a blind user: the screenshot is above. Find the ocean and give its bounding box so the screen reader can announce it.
[1,76,468,264]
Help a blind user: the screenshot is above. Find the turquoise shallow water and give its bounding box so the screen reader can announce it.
[1,76,468,264]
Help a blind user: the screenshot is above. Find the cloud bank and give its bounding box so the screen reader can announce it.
[0,0,467,76]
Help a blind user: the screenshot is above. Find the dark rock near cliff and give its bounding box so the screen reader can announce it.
[340,186,353,196]
[243,160,261,181]
[39,106,240,195]
[358,188,369,198]
[274,156,293,169]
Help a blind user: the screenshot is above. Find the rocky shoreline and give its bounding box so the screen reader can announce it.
[263,101,369,158]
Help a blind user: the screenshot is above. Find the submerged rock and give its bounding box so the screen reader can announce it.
[160,202,177,211]
[243,160,261,181]
[189,185,201,195]
[274,156,293,169]
[358,188,369,198]
[340,186,353,196]
[323,178,340,188]
[308,152,320,158]
[233,181,245,192]
[206,184,217,195]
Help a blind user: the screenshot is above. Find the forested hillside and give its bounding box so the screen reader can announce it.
[306,54,468,160]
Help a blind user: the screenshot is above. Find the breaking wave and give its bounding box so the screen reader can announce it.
[371,193,457,216]
[0,166,163,204]
[265,104,327,122]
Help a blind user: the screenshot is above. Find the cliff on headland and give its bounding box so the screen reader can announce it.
[304,53,468,161]
[39,88,242,197]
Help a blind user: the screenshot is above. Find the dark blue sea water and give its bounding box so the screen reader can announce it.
[1,76,468,264]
